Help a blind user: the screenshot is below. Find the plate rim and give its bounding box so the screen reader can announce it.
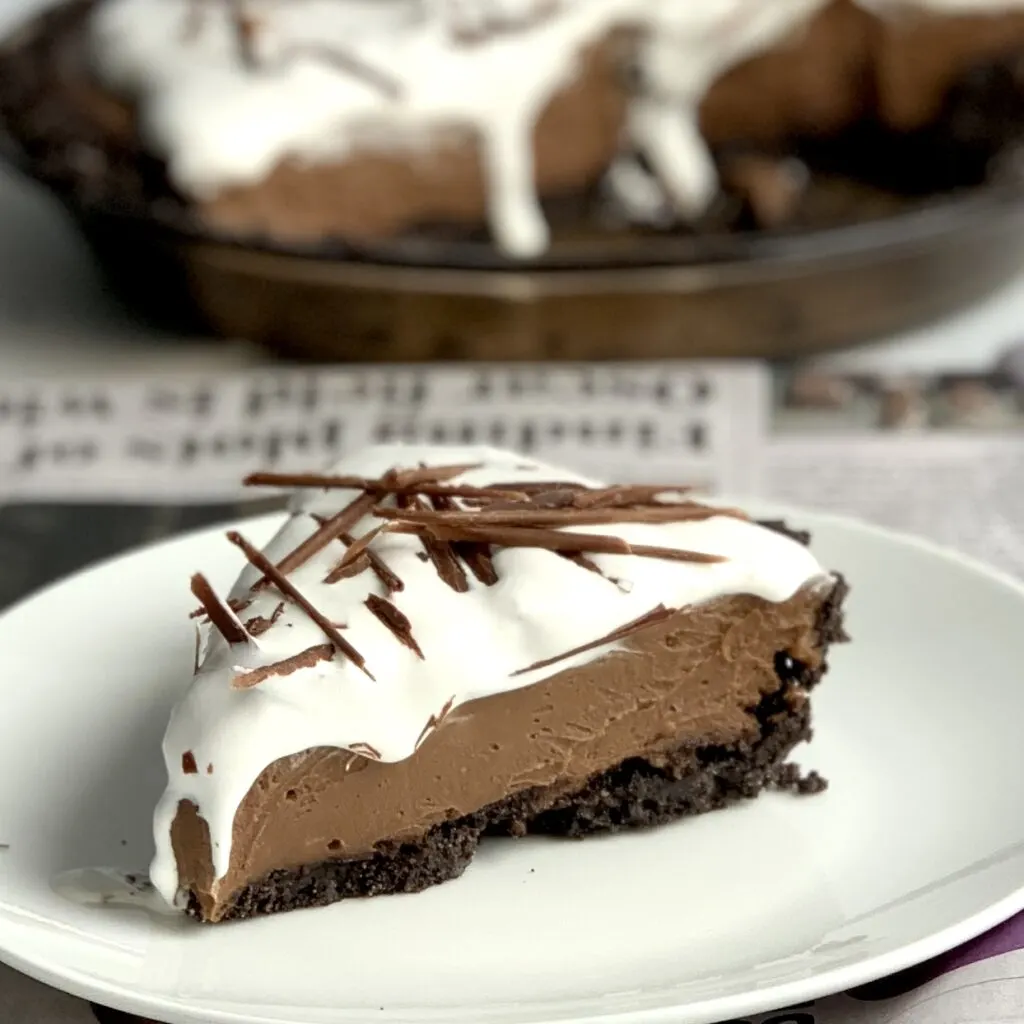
[3,502,1024,1024]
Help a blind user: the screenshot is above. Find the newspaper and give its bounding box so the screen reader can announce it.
[1,355,1023,1024]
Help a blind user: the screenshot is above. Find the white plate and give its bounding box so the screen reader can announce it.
[1,508,1024,1024]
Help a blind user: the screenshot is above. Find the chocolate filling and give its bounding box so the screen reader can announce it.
[184,572,847,923]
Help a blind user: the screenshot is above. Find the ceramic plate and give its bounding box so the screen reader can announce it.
[1,508,1024,1024]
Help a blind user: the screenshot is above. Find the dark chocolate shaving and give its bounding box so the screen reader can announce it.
[226,531,374,680]
[429,491,498,587]
[398,494,469,593]
[365,595,423,659]
[455,542,499,585]
[415,695,457,750]
[192,625,202,675]
[325,524,387,583]
[232,643,336,690]
[387,521,725,565]
[246,464,477,492]
[245,601,286,637]
[373,504,744,528]
[485,480,587,495]
[571,485,688,508]
[255,492,377,588]
[421,533,470,592]
[324,551,371,582]
[325,531,404,592]
[510,605,673,677]
[190,573,250,645]
[182,751,199,775]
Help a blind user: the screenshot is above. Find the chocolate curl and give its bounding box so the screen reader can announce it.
[226,531,374,680]
[386,521,725,565]
[365,595,424,659]
[406,494,469,592]
[190,573,250,646]
[232,643,335,690]
[245,601,286,636]
[254,492,378,589]
[245,468,526,503]
[415,695,457,750]
[245,463,478,492]
[570,485,690,508]
[325,525,387,583]
[429,491,497,587]
[372,504,746,528]
[510,605,673,677]
[324,529,404,592]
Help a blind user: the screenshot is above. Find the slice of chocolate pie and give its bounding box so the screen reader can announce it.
[155,445,848,923]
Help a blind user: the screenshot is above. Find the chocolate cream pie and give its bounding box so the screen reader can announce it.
[158,445,848,923]
[4,0,1024,259]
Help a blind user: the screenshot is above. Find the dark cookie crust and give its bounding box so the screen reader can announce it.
[195,575,848,923]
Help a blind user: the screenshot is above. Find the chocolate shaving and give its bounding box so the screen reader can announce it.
[245,601,286,636]
[485,480,587,495]
[182,751,198,775]
[347,742,382,761]
[571,485,689,509]
[510,605,673,677]
[421,533,470,592]
[232,643,335,690]
[455,542,498,585]
[387,521,724,565]
[374,504,744,528]
[415,695,457,750]
[190,573,250,645]
[325,524,387,583]
[324,531,404,592]
[430,492,498,587]
[255,491,378,588]
[247,467,526,503]
[396,494,469,592]
[245,464,477,492]
[383,463,482,488]
[365,595,423,658]
[227,531,374,679]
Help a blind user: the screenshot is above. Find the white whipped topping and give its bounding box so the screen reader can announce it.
[89,0,831,257]
[151,443,829,906]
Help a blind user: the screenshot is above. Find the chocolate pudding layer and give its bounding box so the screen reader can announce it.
[173,576,846,923]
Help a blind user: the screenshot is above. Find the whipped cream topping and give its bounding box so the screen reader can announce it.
[151,444,829,906]
[89,0,832,257]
